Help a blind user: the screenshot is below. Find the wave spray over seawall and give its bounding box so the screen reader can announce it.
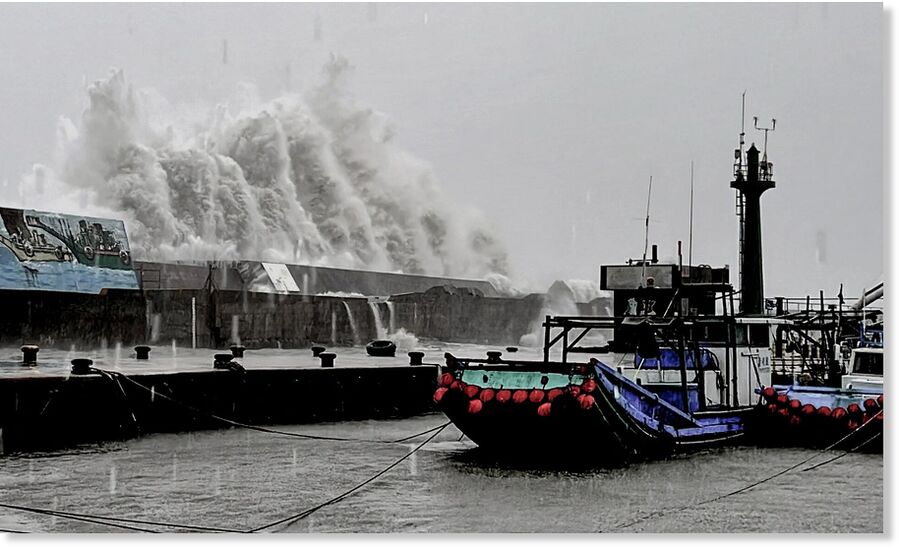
[15,57,508,279]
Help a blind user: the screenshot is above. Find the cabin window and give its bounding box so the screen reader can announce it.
[853,353,883,376]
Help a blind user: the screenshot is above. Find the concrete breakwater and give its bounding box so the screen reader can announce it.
[0,259,571,349]
[0,286,547,349]
[0,359,439,454]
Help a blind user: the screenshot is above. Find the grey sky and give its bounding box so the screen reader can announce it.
[0,2,883,296]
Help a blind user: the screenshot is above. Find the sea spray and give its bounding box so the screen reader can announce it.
[13,57,509,281]
[387,328,419,352]
[519,280,610,348]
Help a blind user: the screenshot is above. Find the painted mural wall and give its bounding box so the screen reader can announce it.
[0,207,139,293]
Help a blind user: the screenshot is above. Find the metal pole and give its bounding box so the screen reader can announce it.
[191,297,197,349]
[688,161,694,269]
[723,295,731,407]
[729,291,739,407]
[641,175,653,284]
[543,314,551,363]
[676,325,691,414]
[692,327,706,412]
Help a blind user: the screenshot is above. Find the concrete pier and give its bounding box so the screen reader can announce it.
[0,344,544,453]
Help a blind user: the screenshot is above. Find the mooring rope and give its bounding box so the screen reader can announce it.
[249,421,451,533]
[606,409,883,531]
[802,430,883,472]
[98,368,444,445]
[0,502,160,533]
[0,500,250,533]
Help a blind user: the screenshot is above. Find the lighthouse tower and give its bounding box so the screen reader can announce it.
[731,141,775,315]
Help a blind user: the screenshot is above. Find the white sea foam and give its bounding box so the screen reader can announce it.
[9,56,508,280]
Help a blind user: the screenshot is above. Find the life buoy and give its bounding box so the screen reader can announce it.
[366,340,396,357]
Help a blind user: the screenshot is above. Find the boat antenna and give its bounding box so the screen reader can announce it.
[688,160,694,271]
[641,175,653,284]
[738,91,746,169]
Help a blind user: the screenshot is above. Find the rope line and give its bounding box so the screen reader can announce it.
[0,502,159,533]
[99,368,443,445]
[607,409,883,531]
[0,501,247,533]
[802,431,882,472]
[249,421,451,533]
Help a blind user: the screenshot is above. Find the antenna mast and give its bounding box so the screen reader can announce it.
[688,161,694,270]
[641,175,653,284]
[753,116,777,164]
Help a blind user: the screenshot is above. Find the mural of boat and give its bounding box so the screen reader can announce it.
[0,230,71,263]
[23,214,131,270]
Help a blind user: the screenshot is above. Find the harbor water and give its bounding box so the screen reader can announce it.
[0,414,882,533]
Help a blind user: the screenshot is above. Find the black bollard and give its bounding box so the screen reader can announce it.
[230,345,246,358]
[21,344,39,365]
[71,358,93,375]
[134,345,151,360]
[311,345,326,358]
[505,346,519,353]
[486,351,503,363]
[319,352,336,368]
[408,351,424,366]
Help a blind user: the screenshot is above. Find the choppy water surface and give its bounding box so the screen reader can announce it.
[0,414,882,533]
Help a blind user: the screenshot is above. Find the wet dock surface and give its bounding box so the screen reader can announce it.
[0,343,546,379]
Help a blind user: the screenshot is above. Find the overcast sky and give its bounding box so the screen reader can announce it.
[0,2,883,296]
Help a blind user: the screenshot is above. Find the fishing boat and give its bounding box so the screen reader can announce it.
[753,335,883,452]
[435,117,790,462]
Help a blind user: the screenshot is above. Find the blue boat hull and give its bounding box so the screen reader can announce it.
[437,357,752,463]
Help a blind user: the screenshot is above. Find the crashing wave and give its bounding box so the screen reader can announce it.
[13,56,509,280]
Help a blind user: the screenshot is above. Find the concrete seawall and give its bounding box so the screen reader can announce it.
[0,364,439,454]
[1,286,548,349]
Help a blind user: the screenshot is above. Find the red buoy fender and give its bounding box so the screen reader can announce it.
[439,373,455,387]
[800,404,816,416]
[761,386,777,402]
[468,399,484,414]
[464,385,480,399]
[864,398,879,412]
[433,387,448,404]
[496,389,512,404]
[450,380,464,392]
[480,388,496,403]
[817,406,832,417]
[537,402,552,417]
[547,388,564,402]
[529,389,545,403]
[578,394,596,410]
[567,385,582,398]
[512,390,529,404]
[776,394,789,406]
[832,407,847,421]
[581,379,598,394]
